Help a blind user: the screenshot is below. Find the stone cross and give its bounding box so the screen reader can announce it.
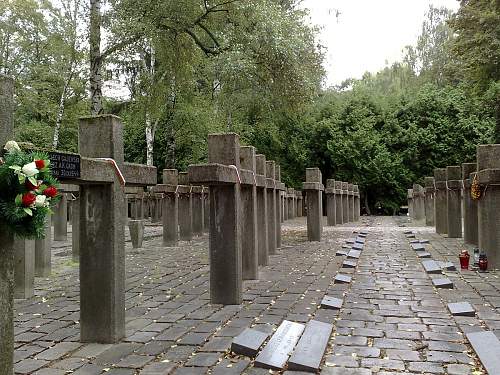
[240,146,258,280]
[412,184,425,221]
[424,177,435,226]
[477,144,500,268]
[255,154,268,266]
[434,168,448,235]
[353,185,360,221]
[462,162,478,246]
[303,168,324,241]
[407,189,414,219]
[151,169,179,246]
[266,161,277,255]
[446,166,462,238]
[188,133,243,304]
[325,179,336,226]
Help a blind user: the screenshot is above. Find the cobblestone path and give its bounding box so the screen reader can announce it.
[12,217,499,374]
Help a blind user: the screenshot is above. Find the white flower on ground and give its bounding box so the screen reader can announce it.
[35,194,46,207]
[21,162,38,177]
[4,140,20,153]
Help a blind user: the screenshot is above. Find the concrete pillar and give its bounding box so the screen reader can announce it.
[275,165,282,250]
[477,144,500,268]
[0,76,15,375]
[266,161,276,255]
[192,187,203,236]
[256,155,268,266]
[348,183,354,222]
[35,215,51,277]
[341,182,349,223]
[296,191,303,217]
[240,146,258,280]
[424,177,435,226]
[78,115,126,343]
[151,194,162,223]
[161,169,179,247]
[54,193,68,241]
[283,189,289,221]
[303,168,324,241]
[446,166,463,238]
[14,239,35,299]
[178,173,193,241]
[280,191,285,223]
[287,188,293,219]
[413,184,425,221]
[434,168,448,235]
[407,189,414,219]
[326,179,336,226]
[353,185,360,221]
[462,163,478,246]
[128,220,144,249]
[71,196,80,262]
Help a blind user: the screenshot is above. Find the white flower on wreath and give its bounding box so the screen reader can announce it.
[35,194,47,208]
[4,140,20,153]
[21,162,39,177]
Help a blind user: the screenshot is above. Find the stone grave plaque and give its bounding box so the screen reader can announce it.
[336,250,348,256]
[342,260,357,268]
[320,296,343,310]
[360,231,368,235]
[411,243,425,251]
[403,230,413,235]
[342,245,351,249]
[417,252,431,258]
[345,239,355,244]
[231,328,269,357]
[49,151,81,179]
[409,240,420,244]
[352,243,364,251]
[448,302,475,317]
[420,239,430,244]
[347,250,361,259]
[334,274,352,284]
[406,234,416,239]
[358,233,367,238]
[355,237,365,244]
[466,331,500,375]
[432,278,453,289]
[422,260,442,274]
[439,261,457,271]
[288,320,333,372]
[254,320,305,370]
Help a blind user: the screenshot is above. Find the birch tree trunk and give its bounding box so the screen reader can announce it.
[52,76,71,148]
[145,111,154,166]
[89,0,103,115]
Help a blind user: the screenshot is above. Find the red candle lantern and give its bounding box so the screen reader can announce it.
[459,250,470,270]
[478,252,488,271]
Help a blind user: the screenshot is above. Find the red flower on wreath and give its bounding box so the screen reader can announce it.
[35,159,45,169]
[43,186,58,198]
[25,180,39,190]
[22,192,36,207]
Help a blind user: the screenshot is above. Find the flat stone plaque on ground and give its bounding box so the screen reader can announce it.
[231,328,269,357]
[345,239,355,244]
[417,252,431,258]
[438,261,457,271]
[355,238,365,244]
[288,320,333,372]
[347,250,361,259]
[409,240,420,244]
[422,260,442,274]
[406,234,416,239]
[320,296,343,310]
[358,233,367,238]
[448,302,475,317]
[432,278,453,289]
[411,243,426,251]
[420,239,430,243]
[336,250,348,256]
[342,260,357,268]
[342,245,351,249]
[466,331,500,375]
[403,230,413,234]
[254,320,305,370]
[334,274,352,284]
[360,231,368,235]
[352,243,364,251]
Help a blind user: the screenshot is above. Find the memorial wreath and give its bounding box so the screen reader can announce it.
[0,141,60,238]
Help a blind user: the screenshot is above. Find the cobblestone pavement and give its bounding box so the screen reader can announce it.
[13,217,499,374]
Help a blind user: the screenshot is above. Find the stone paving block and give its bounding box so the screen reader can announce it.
[322,369,372,375]
[211,359,250,375]
[447,302,475,317]
[432,278,454,289]
[139,361,177,375]
[185,353,221,367]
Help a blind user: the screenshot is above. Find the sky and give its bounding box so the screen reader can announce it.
[300,0,460,87]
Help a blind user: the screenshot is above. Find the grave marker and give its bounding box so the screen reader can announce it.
[422,260,442,274]
[321,296,343,309]
[466,331,500,375]
[447,302,475,317]
[446,166,463,238]
[334,181,343,224]
[462,163,478,245]
[334,274,352,284]
[326,179,336,226]
[256,155,268,266]
[434,168,448,235]
[231,328,268,357]
[432,278,453,289]
[302,168,324,241]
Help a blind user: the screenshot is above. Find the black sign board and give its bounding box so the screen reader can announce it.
[49,152,81,179]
